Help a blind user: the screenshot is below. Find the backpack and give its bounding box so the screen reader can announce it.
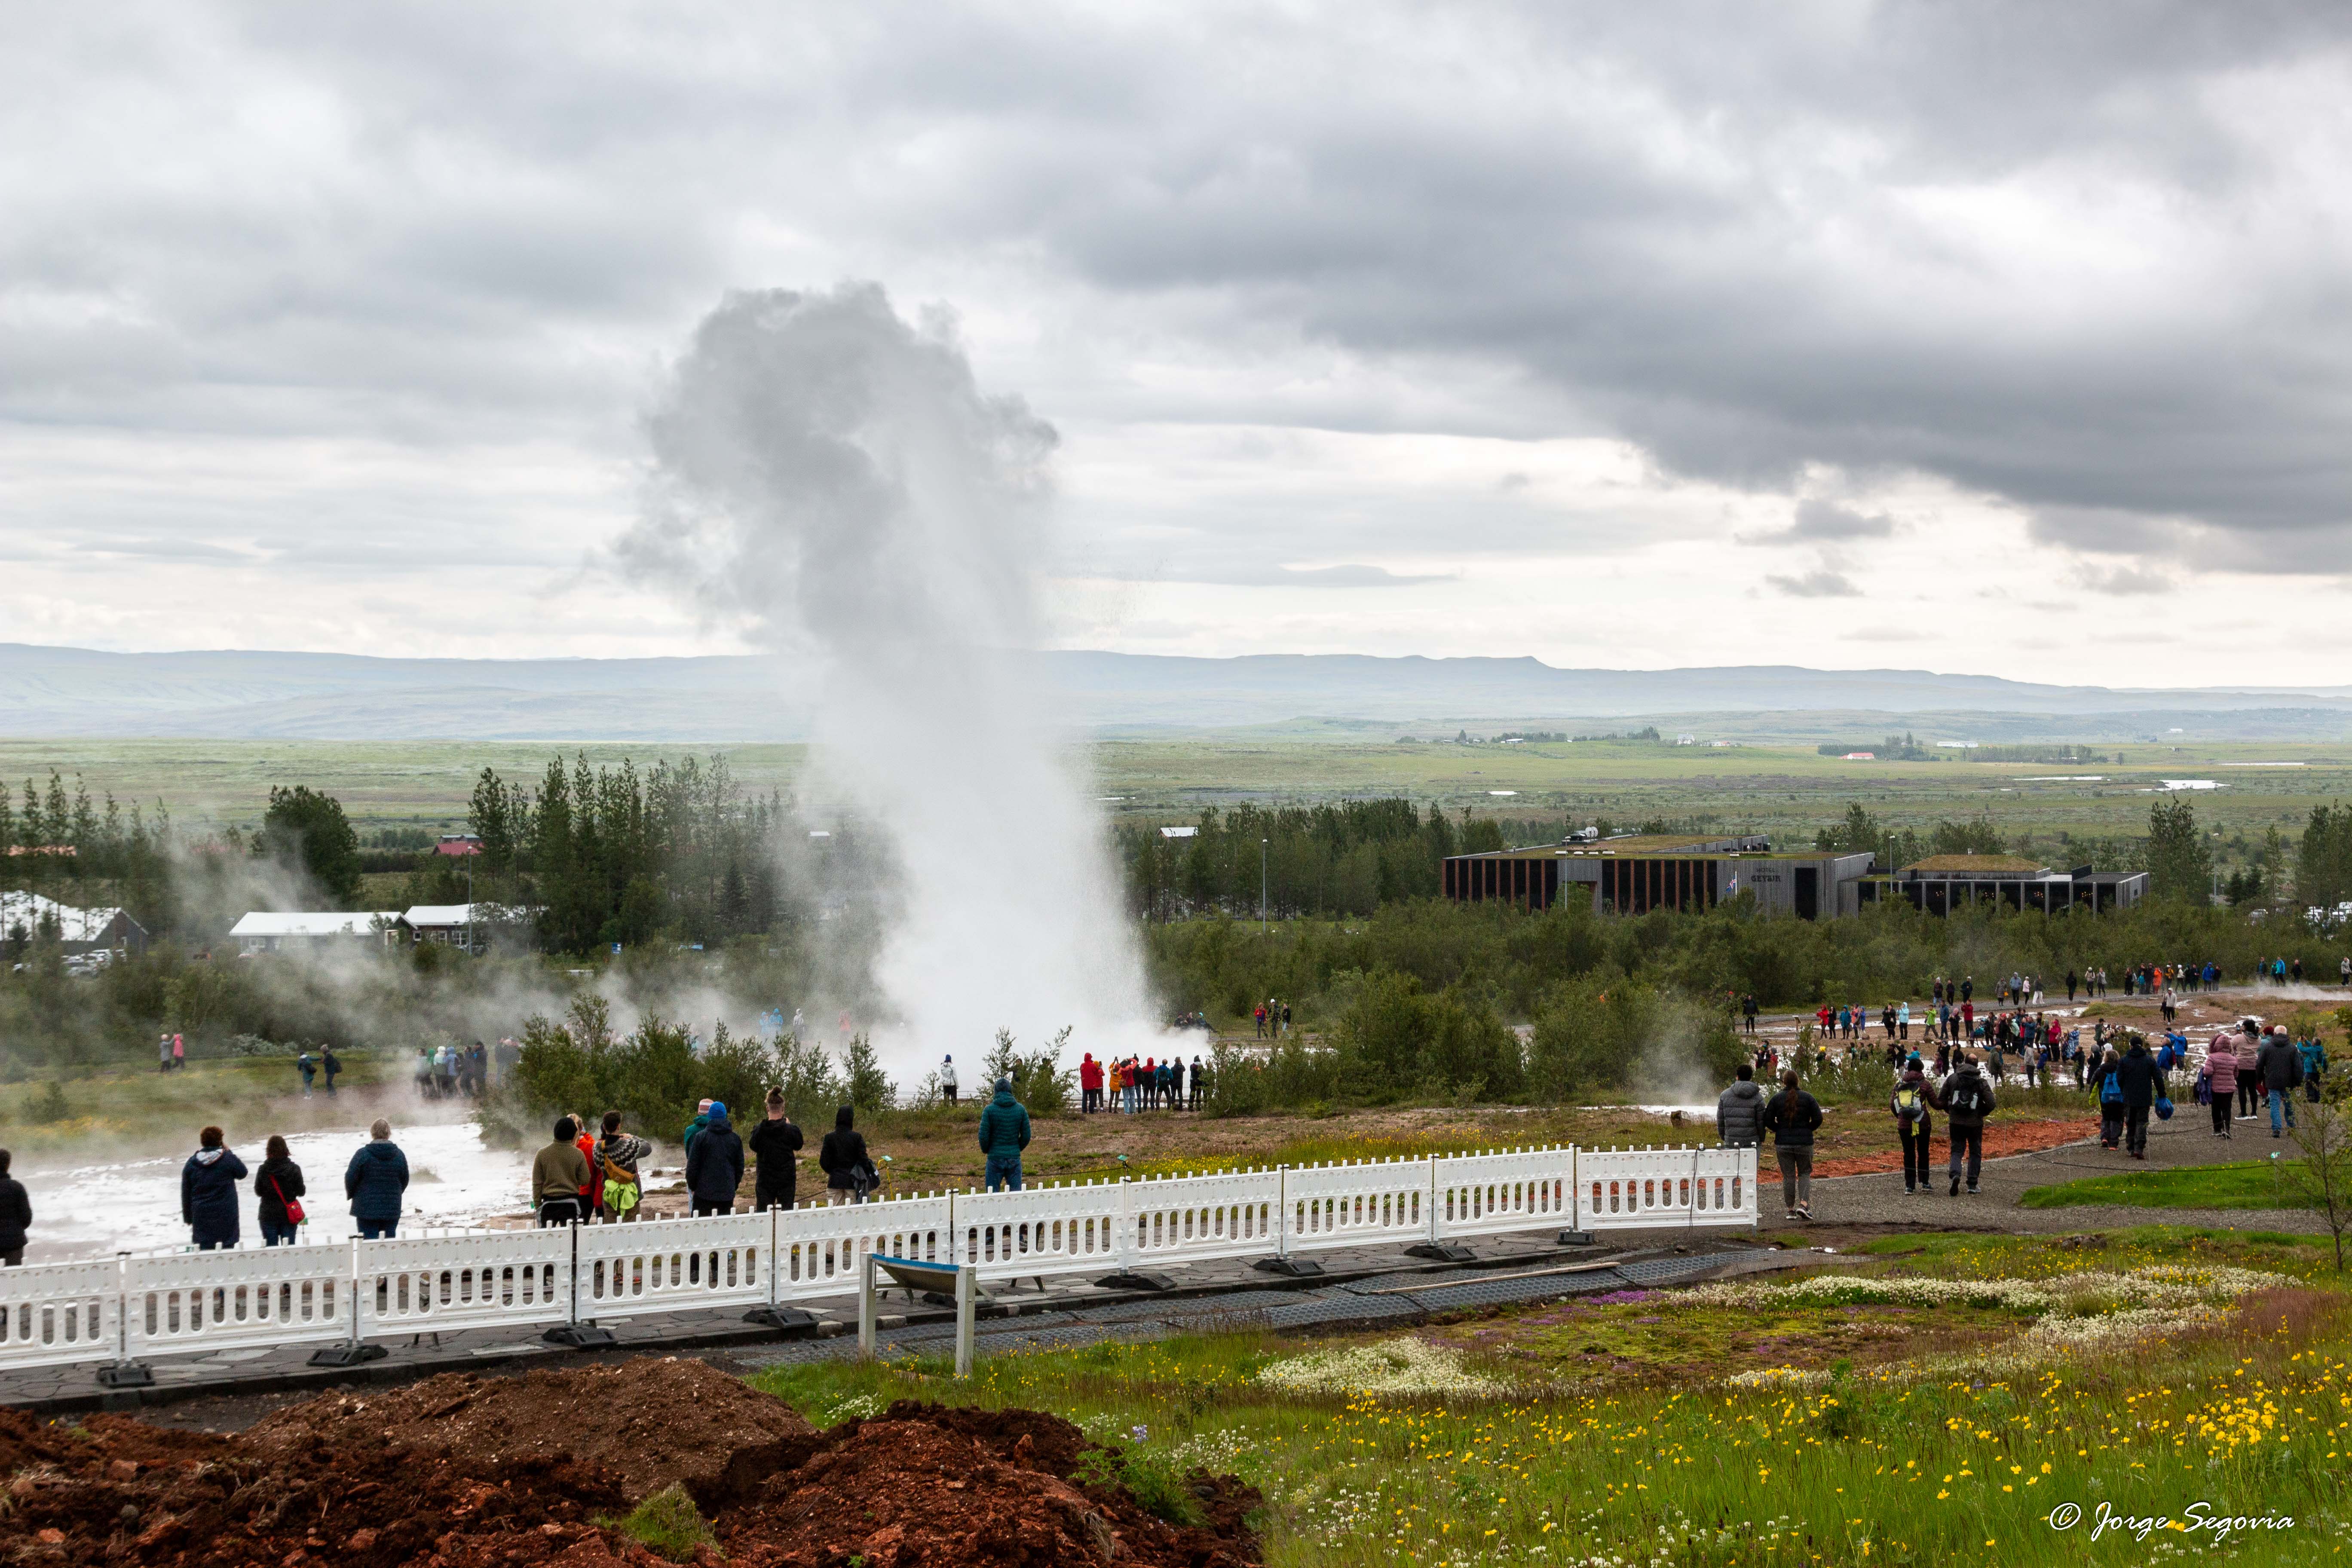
[1893,1085,1924,1124]
[2100,1071,2122,1105]
[1946,1075,1987,1116]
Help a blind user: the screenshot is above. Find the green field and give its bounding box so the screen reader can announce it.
[2021,1159,2318,1211]
[7,735,2352,855]
[750,1225,2350,1566]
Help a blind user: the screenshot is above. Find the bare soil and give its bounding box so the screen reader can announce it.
[0,1361,1260,1568]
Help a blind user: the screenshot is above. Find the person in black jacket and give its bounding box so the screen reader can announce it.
[747,1090,804,1212]
[1759,1070,1824,1221]
[182,1125,247,1251]
[819,1106,871,1206]
[2113,1037,2168,1160]
[255,1134,306,1246]
[683,1101,744,1216]
[0,1150,30,1265]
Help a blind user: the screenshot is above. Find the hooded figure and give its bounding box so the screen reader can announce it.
[978,1077,1032,1193]
[683,1101,744,1215]
[1715,1069,1765,1148]
[181,1127,247,1250]
[345,1120,410,1238]
[819,1106,871,1204]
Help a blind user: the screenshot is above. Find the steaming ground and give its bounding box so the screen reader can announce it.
[24,1119,534,1262]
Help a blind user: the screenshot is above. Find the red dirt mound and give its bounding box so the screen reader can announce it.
[242,1355,811,1503]
[719,1402,1258,1568]
[0,1369,1260,1568]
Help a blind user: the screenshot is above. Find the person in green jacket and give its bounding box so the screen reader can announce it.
[681,1098,712,1157]
[978,1078,1032,1192]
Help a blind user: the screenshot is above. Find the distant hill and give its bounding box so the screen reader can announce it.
[1,642,2348,740]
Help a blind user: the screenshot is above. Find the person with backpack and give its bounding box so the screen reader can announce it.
[683,1100,744,1215]
[2094,1047,2125,1148]
[745,1092,802,1213]
[0,1151,28,1266]
[979,1076,1033,1191]
[256,1134,306,1246]
[1189,1055,1206,1110]
[1890,1055,1934,1195]
[345,1120,408,1238]
[1760,1070,1823,1221]
[2114,1036,2165,1159]
[600,1110,654,1220]
[2202,1032,2238,1139]
[2256,1026,2303,1137]
[819,1106,873,1205]
[532,1118,591,1227]
[182,1125,247,1250]
[1933,1053,1996,1196]
[1715,1063,1766,1149]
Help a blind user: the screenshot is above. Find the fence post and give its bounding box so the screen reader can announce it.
[857,1252,877,1362]
[1253,1164,1321,1277]
[542,1219,616,1349]
[1408,1154,1475,1263]
[743,1200,818,1333]
[1095,1176,1174,1292]
[96,1253,150,1393]
[306,1234,386,1368]
[1559,1145,1593,1246]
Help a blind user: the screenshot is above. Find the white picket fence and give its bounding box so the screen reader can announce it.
[0,1142,1751,1381]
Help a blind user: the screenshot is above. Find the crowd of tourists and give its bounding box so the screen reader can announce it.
[1075,1051,1205,1113]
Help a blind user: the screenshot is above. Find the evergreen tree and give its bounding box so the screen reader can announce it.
[2144,796,2214,904]
[256,785,363,903]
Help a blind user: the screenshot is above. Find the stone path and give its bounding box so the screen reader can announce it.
[1800,1099,2326,1234]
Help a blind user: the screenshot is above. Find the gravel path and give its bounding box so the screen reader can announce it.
[1797,1100,2328,1234]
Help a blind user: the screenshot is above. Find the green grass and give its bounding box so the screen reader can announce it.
[2020,1160,2317,1211]
[0,1050,400,1153]
[602,1484,717,1562]
[745,1225,2352,1566]
[12,734,2352,856]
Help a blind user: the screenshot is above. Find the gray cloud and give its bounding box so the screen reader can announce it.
[2071,564,2176,596]
[1766,569,1862,598]
[1741,499,1896,548]
[3,0,2350,630]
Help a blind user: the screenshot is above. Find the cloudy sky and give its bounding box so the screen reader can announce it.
[4,2,2349,686]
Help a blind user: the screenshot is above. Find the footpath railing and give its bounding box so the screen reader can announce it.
[0,1142,1751,1386]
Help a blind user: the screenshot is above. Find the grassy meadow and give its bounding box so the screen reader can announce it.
[8,734,2352,854]
[753,1225,2352,1566]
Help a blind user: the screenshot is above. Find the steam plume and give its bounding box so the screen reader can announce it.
[625,284,1150,1072]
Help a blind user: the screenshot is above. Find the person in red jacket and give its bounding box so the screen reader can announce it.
[1078,1052,1102,1114]
[574,1115,602,1217]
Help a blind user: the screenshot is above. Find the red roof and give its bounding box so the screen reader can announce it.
[434,838,483,857]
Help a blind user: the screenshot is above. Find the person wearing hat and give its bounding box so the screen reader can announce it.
[683,1099,744,1216]
[978,1076,1032,1192]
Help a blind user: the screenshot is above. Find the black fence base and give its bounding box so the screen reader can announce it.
[542,1323,620,1349]
[1252,1256,1323,1278]
[1093,1270,1177,1292]
[1556,1229,1598,1247]
[307,1342,390,1369]
[95,1362,153,1390]
[1405,1242,1478,1264]
[742,1305,821,1333]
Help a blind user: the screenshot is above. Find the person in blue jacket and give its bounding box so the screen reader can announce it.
[182,1125,247,1250]
[345,1119,410,1240]
[978,1078,1032,1192]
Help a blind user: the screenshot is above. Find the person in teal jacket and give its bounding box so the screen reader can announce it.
[2299,1033,2329,1103]
[977,1078,1032,1192]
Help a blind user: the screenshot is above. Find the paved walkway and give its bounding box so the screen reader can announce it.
[1799,1099,2326,1234]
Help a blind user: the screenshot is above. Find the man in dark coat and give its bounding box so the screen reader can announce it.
[182,1126,247,1250]
[683,1101,744,1216]
[2113,1037,2167,1159]
[345,1119,410,1239]
[747,1091,804,1212]
[0,1150,31,1265]
[1715,1064,1766,1148]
